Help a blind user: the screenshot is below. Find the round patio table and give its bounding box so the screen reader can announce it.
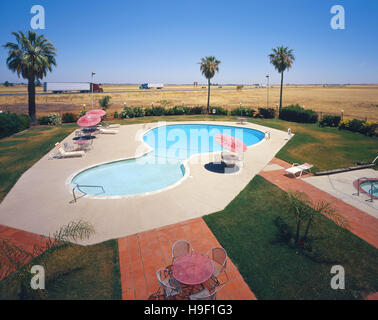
[172,253,214,286]
[74,139,89,150]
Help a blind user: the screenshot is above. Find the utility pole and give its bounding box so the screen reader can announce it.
[91,72,96,109]
[266,75,270,109]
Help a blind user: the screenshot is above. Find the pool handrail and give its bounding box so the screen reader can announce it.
[71,183,105,203]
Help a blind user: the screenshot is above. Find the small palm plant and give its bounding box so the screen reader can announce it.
[0,219,95,299]
[3,31,57,123]
[285,191,349,246]
[268,46,295,112]
[199,56,221,113]
[99,95,111,110]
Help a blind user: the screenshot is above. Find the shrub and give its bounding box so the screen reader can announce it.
[62,112,77,123]
[339,119,378,136]
[171,105,189,115]
[78,107,86,118]
[163,108,175,116]
[133,107,145,117]
[258,107,276,119]
[99,96,111,110]
[119,106,135,119]
[279,104,318,123]
[188,106,204,114]
[0,112,30,138]
[209,106,228,115]
[230,107,255,117]
[113,111,119,119]
[319,115,341,127]
[38,116,50,125]
[47,113,61,126]
[150,106,165,116]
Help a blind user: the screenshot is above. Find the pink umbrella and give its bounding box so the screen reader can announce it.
[86,109,106,117]
[77,114,101,127]
[214,134,247,153]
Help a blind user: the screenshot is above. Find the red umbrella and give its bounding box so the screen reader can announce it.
[86,109,106,117]
[77,114,101,127]
[214,134,247,153]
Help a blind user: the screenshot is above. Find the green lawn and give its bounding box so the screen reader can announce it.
[249,118,378,172]
[0,240,121,300]
[204,175,378,300]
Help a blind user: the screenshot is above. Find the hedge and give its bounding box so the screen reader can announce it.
[258,107,275,119]
[230,107,255,117]
[319,115,341,127]
[339,119,378,137]
[0,112,30,138]
[279,104,318,123]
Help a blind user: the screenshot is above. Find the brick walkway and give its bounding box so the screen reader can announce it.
[0,225,48,281]
[118,218,257,300]
[260,158,378,249]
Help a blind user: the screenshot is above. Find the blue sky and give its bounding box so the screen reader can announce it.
[0,0,377,84]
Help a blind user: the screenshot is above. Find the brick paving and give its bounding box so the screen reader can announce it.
[0,225,48,281]
[118,218,257,300]
[260,158,378,249]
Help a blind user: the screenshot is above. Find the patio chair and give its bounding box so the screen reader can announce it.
[285,163,313,178]
[55,142,85,158]
[207,247,227,280]
[189,283,227,300]
[221,151,241,168]
[98,123,120,129]
[156,268,182,299]
[172,240,193,262]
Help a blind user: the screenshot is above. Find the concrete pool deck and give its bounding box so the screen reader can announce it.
[0,121,291,244]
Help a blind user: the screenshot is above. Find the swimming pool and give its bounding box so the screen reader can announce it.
[360,180,378,198]
[71,124,265,197]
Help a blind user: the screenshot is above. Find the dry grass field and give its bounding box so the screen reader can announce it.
[1,84,377,120]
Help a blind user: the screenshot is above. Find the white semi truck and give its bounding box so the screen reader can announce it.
[44,82,103,93]
[139,83,164,89]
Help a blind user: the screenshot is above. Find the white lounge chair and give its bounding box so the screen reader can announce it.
[99,128,118,134]
[285,163,313,178]
[55,142,85,158]
[98,123,120,129]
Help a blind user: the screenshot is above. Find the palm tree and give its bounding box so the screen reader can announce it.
[3,31,57,123]
[268,46,295,112]
[199,56,221,113]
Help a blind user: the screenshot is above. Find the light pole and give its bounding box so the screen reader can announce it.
[91,72,96,109]
[341,109,344,121]
[266,75,270,109]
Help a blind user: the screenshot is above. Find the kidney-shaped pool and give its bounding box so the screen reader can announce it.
[71,124,265,197]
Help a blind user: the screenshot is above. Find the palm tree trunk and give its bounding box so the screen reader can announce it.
[28,77,37,124]
[295,220,301,243]
[303,217,312,242]
[207,78,211,114]
[279,71,284,112]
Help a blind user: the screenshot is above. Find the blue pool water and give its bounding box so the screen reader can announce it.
[71,124,265,196]
[360,180,378,197]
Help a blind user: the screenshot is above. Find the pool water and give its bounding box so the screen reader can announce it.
[71,124,265,196]
[360,180,378,197]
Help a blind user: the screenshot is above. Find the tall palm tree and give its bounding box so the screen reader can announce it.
[199,56,221,113]
[3,31,57,123]
[268,46,295,112]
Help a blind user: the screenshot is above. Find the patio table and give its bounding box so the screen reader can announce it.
[172,253,214,286]
[73,139,90,151]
